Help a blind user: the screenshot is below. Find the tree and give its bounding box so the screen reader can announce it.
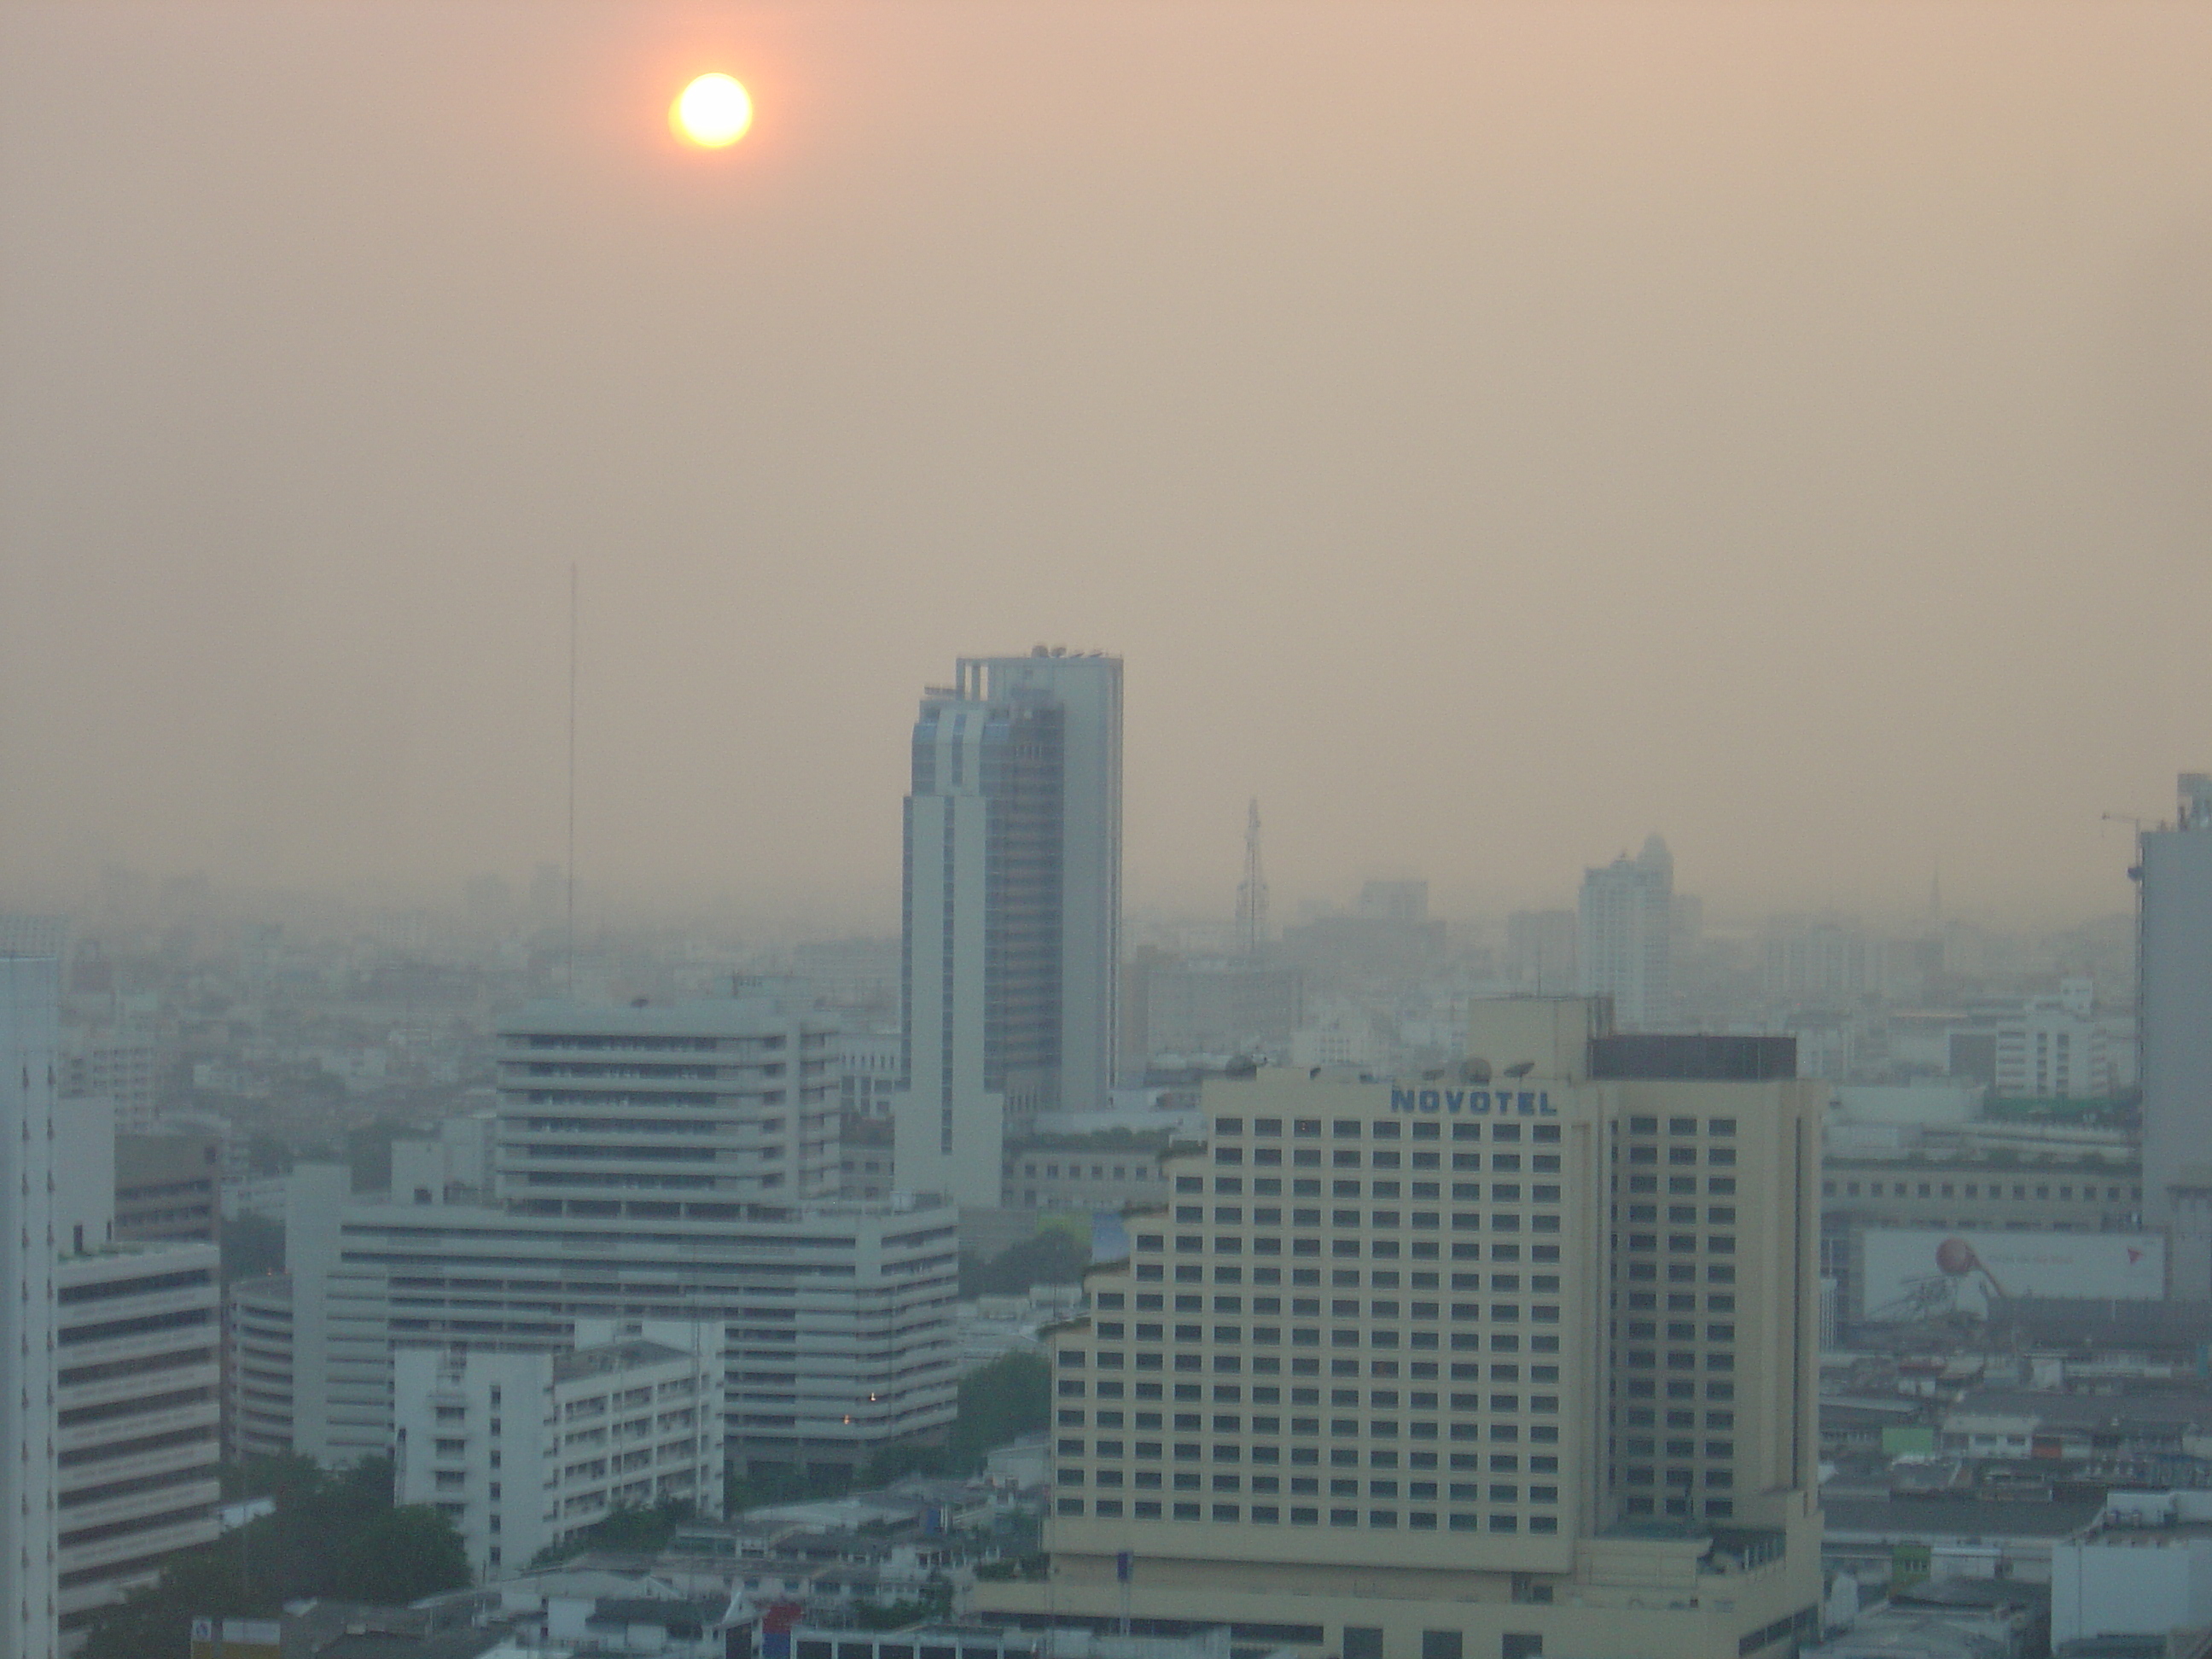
[959,1230,1089,1297]
[78,1453,466,1659]
[328,1505,472,1604]
[946,1353,1050,1471]
[527,1499,696,1569]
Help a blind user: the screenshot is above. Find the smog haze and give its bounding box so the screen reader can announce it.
[6,1,2211,928]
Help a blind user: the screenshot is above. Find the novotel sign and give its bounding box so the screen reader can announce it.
[1391,1087,1556,1116]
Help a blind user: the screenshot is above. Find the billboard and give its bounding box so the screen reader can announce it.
[1859,1227,2164,1320]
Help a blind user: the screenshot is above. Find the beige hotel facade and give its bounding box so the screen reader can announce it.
[975,999,1824,1659]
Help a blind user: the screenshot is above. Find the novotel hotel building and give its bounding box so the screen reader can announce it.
[974,998,1825,1659]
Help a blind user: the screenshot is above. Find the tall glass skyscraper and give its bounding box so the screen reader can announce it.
[898,650,1122,1208]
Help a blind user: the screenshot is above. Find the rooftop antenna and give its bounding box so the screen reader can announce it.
[1236,798,1268,958]
[567,562,579,998]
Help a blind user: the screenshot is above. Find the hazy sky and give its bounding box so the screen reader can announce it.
[5,1,2211,929]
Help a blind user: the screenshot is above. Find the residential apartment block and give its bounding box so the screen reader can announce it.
[975,999,1823,1659]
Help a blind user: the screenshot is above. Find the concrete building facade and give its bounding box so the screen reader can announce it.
[975,1001,1824,1659]
[393,1328,725,1581]
[54,1242,221,1648]
[897,650,1123,1208]
[225,1274,296,1461]
[2,954,61,1659]
[1577,838,1674,1032]
[2139,775,2212,1295]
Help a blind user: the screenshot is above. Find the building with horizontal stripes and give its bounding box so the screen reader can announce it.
[275,993,962,1483]
[55,1242,221,1650]
[975,998,1824,1659]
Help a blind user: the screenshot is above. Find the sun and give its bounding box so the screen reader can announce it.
[672,73,752,148]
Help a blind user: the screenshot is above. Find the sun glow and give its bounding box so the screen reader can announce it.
[672,73,752,148]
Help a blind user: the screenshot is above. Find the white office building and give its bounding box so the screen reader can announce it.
[2,953,61,1659]
[1577,836,1674,1031]
[1994,981,2109,1100]
[394,1326,724,1581]
[275,993,961,1483]
[897,650,1123,1208]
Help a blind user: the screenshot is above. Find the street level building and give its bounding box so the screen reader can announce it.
[896,649,1123,1208]
[975,999,1824,1659]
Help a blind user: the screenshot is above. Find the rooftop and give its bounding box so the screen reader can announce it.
[499,996,833,1039]
[1824,1497,2104,1540]
[552,1340,691,1382]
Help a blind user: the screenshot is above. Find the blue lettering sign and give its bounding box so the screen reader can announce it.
[1391,1089,1417,1115]
[1418,1089,1441,1114]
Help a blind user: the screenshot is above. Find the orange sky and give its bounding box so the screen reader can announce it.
[4,2,2210,928]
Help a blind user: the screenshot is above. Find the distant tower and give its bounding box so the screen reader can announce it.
[897,649,1122,1208]
[1578,835,1675,1031]
[1236,800,1269,958]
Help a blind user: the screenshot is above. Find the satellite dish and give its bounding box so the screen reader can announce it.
[1461,1057,1492,1085]
[1503,1060,1536,1080]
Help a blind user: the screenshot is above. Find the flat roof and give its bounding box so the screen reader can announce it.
[499,997,833,1039]
[554,1340,692,1382]
[1947,1388,2212,1429]
[1824,1497,2104,1540]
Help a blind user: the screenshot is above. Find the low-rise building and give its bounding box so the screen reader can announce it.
[394,1329,725,1582]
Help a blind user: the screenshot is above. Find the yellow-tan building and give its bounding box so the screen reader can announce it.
[975,999,1824,1659]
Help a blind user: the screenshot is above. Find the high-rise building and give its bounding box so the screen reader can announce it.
[2139,774,2212,1296]
[2,953,61,1659]
[272,994,961,1481]
[974,1000,1822,1659]
[54,1242,221,1646]
[1578,836,1674,1031]
[897,649,1123,1208]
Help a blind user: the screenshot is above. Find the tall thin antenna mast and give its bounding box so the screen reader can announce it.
[1236,799,1268,958]
[567,563,578,997]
